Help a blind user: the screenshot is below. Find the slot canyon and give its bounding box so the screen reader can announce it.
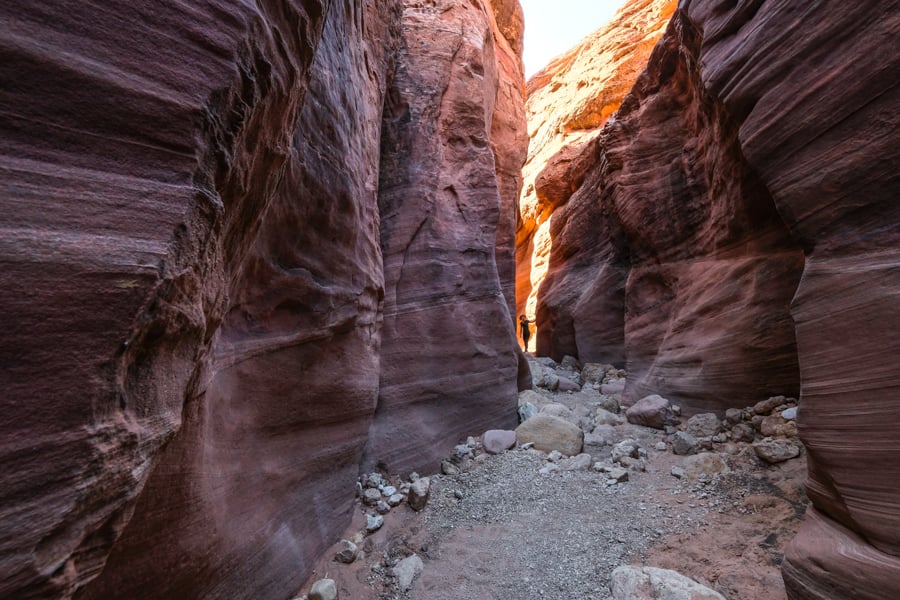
[1,0,897,599]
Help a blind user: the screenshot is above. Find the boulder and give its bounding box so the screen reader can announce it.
[309,579,338,600]
[515,414,584,456]
[392,554,424,592]
[601,379,626,395]
[483,430,517,454]
[557,376,581,392]
[753,439,801,464]
[407,477,431,511]
[595,408,626,426]
[671,431,698,456]
[610,566,725,599]
[625,395,678,430]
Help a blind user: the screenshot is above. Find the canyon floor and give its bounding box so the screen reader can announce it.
[299,361,808,600]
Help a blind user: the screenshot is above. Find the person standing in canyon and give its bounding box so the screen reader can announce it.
[519,314,534,352]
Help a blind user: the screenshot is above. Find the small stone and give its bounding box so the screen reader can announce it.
[611,439,639,462]
[682,452,729,479]
[731,422,755,442]
[392,554,424,592]
[375,501,391,515]
[672,431,700,456]
[454,489,464,499]
[655,441,668,451]
[365,473,384,489]
[483,429,517,454]
[365,513,384,533]
[334,539,358,564]
[387,493,404,507]
[686,413,722,437]
[518,402,538,423]
[381,485,396,496]
[308,578,338,600]
[670,466,686,479]
[608,467,629,482]
[594,408,625,426]
[754,396,785,416]
[466,436,477,447]
[408,477,431,511]
[619,456,645,471]
[724,408,742,424]
[453,444,474,460]
[561,355,581,370]
[561,453,593,471]
[547,450,563,463]
[711,433,728,443]
[441,460,460,476]
[601,379,626,395]
[781,406,798,420]
[362,488,381,506]
[671,404,682,416]
[556,376,581,392]
[538,464,559,475]
[409,471,420,481]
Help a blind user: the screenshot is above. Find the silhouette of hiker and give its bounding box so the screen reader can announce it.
[519,314,533,351]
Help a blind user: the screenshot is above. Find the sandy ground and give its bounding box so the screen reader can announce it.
[298,421,807,600]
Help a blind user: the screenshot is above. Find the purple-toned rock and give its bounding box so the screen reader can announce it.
[625,395,679,430]
[483,430,517,454]
[557,376,582,392]
[601,379,626,396]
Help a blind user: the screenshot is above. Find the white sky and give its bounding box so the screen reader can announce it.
[520,0,628,77]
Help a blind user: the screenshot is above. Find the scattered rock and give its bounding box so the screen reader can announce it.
[541,402,576,422]
[608,467,629,483]
[594,408,625,426]
[760,414,798,437]
[654,441,667,451]
[560,355,581,370]
[731,422,755,442]
[365,473,385,489]
[753,396,785,416]
[441,460,460,476]
[724,408,742,425]
[560,453,593,471]
[547,450,563,463]
[515,414,584,456]
[611,439,639,463]
[781,406,798,420]
[407,477,431,511]
[625,395,678,429]
[452,444,474,460]
[557,376,581,392]
[375,501,391,515]
[382,485,396,496]
[682,453,729,479]
[387,493,404,507]
[365,513,384,534]
[392,554,424,592]
[671,431,698,456]
[753,438,801,464]
[670,466,686,479]
[584,424,618,448]
[308,578,338,600]
[580,363,609,384]
[483,429,517,454]
[597,394,621,414]
[685,413,722,438]
[334,540,358,564]
[362,488,381,506]
[518,402,538,423]
[609,566,726,600]
[601,379,626,395]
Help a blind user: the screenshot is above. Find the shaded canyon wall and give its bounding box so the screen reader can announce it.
[522,0,900,598]
[0,0,526,597]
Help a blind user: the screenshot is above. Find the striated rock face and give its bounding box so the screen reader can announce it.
[0,0,526,598]
[527,0,900,596]
[516,0,677,353]
[366,0,522,475]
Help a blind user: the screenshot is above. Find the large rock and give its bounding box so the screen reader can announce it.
[625,395,678,430]
[610,566,725,599]
[515,414,584,456]
[364,0,523,475]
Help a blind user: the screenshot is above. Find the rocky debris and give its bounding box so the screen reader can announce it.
[308,578,338,600]
[560,453,593,471]
[670,466,686,479]
[682,453,729,480]
[557,376,581,392]
[753,396,787,416]
[362,488,382,506]
[585,424,619,448]
[731,423,756,443]
[781,407,798,421]
[626,395,679,429]
[609,566,725,599]
[611,439,640,463]
[408,477,431,512]
[601,380,627,395]
[724,408,742,425]
[540,403,577,423]
[366,513,384,534]
[518,402,539,423]
[671,432,699,456]
[334,540,359,564]
[685,413,722,438]
[753,439,801,464]
[483,430,517,454]
[387,494,404,507]
[760,415,798,438]
[515,414,584,456]
[595,408,626,426]
[392,554,424,592]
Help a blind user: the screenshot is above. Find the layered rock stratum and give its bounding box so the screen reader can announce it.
[522,0,900,598]
[0,0,526,597]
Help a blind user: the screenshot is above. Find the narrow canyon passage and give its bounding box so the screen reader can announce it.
[1,1,898,599]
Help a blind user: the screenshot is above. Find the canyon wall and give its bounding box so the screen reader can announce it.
[0,0,525,597]
[516,0,677,354]
[525,0,900,597]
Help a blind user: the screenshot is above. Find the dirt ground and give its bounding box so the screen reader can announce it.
[298,422,807,600]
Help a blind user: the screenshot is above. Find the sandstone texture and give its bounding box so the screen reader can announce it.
[364,0,523,475]
[0,0,527,597]
[523,0,900,597]
[516,0,676,357]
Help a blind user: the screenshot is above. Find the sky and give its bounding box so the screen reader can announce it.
[520,0,628,78]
